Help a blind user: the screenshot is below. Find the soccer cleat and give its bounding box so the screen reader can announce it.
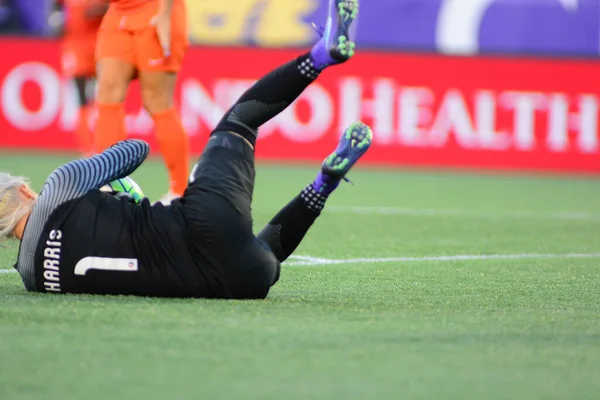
[311,122,372,195]
[322,122,372,181]
[310,0,359,69]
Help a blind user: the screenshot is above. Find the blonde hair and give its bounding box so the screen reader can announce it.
[0,173,33,240]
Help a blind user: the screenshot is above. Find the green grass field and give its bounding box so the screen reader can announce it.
[1,152,599,400]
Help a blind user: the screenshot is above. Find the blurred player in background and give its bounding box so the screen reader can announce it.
[95,0,189,204]
[58,0,108,156]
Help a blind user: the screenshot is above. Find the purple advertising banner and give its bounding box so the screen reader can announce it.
[3,0,599,57]
[0,0,52,35]
[185,0,600,57]
[310,0,600,56]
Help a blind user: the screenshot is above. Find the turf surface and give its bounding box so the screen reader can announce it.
[1,152,599,400]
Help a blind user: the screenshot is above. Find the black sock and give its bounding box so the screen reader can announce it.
[257,184,328,263]
[74,76,89,106]
[211,53,320,147]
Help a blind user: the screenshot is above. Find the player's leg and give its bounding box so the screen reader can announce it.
[187,0,360,208]
[209,0,359,150]
[73,76,94,156]
[187,0,360,213]
[138,70,189,202]
[94,59,133,152]
[258,122,372,263]
[189,0,360,259]
[94,6,135,153]
[205,122,372,299]
[62,42,96,156]
[137,0,190,203]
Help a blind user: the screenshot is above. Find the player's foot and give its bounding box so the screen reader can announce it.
[310,0,359,69]
[155,191,179,206]
[312,122,372,194]
[323,121,372,179]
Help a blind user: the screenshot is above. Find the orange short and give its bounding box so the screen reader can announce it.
[95,0,188,72]
[62,37,98,78]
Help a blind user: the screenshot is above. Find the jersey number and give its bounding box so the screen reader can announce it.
[74,257,139,276]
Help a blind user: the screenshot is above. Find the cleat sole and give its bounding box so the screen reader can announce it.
[322,122,372,179]
[329,0,359,62]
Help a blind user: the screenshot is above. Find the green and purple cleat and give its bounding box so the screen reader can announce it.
[312,122,373,195]
[310,0,359,69]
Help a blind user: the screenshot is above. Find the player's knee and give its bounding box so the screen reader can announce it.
[142,88,173,115]
[96,76,128,104]
[140,71,176,115]
[96,60,133,103]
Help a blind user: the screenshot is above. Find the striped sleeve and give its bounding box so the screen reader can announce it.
[16,140,150,291]
[42,139,150,203]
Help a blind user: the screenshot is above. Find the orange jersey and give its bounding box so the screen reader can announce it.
[97,0,187,72]
[110,0,157,12]
[63,0,107,37]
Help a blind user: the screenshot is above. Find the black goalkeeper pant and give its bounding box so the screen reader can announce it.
[182,53,326,300]
[183,135,279,300]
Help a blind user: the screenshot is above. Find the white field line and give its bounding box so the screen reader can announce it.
[285,253,600,266]
[0,269,15,274]
[326,206,600,222]
[1,253,597,274]
[287,255,332,263]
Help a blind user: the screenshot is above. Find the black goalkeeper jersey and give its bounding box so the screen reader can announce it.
[33,190,227,298]
[34,190,224,297]
[15,140,228,298]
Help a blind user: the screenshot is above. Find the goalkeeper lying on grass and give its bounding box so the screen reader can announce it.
[0,0,372,299]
